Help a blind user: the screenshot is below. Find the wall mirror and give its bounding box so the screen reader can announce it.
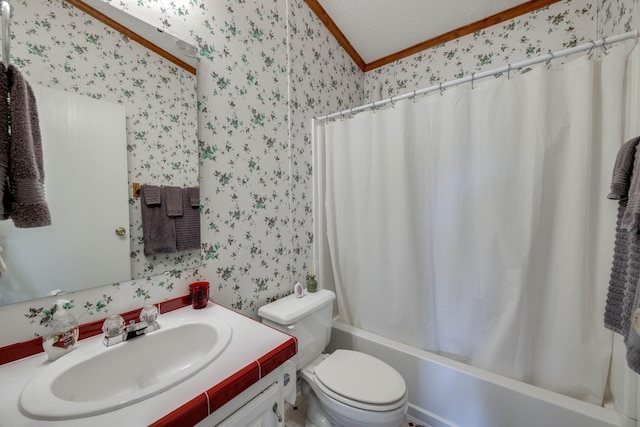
[0,0,200,306]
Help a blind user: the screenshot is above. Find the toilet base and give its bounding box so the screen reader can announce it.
[302,378,333,427]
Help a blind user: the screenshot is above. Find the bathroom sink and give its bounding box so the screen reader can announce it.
[19,319,232,420]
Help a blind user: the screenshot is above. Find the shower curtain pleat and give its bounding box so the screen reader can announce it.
[321,43,639,405]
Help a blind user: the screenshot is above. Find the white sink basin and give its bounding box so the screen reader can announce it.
[19,319,232,420]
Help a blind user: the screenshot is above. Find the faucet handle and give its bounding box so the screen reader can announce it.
[102,315,125,338]
[139,305,159,324]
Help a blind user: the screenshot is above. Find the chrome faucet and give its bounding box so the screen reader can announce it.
[101,305,160,347]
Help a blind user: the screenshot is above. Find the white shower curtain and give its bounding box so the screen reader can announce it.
[319,44,640,404]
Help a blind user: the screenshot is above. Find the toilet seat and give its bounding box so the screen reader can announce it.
[312,350,407,412]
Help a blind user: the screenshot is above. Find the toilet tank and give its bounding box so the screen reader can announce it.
[258,289,336,369]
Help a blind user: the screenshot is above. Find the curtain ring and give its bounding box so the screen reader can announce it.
[602,36,609,55]
[587,39,596,58]
[389,96,396,107]
[626,31,640,59]
[412,90,417,103]
[471,72,475,89]
[439,83,444,96]
[546,50,554,69]
[507,64,511,80]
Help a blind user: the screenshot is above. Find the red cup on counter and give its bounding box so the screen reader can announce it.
[189,281,210,309]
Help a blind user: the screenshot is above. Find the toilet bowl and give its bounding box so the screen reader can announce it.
[258,289,408,427]
[300,352,408,427]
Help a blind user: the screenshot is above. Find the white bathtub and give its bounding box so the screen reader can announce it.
[326,319,624,427]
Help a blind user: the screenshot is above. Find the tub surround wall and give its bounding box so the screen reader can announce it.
[328,321,620,427]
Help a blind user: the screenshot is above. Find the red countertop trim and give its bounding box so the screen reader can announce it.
[148,392,209,427]
[205,361,261,413]
[0,295,192,365]
[0,338,43,365]
[149,342,298,427]
[159,295,192,313]
[258,338,297,378]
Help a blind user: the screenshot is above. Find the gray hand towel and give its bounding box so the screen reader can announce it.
[622,143,640,233]
[141,185,161,206]
[188,186,200,207]
[141,187,177,256]
[165,186,183,217]
[175,187,200,251]
[1,65,51,228]
[608,136,640,200]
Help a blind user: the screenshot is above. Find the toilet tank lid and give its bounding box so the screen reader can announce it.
[258,289,336,325]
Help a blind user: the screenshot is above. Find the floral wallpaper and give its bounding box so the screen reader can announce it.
[599,0,640,36]
[364,0,596,102]
[0,0,632,348]
[93,0,363,314]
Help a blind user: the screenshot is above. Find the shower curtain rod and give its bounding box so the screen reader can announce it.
[315,29,640,122]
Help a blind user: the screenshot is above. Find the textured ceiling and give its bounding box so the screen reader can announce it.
[316,0,534,64]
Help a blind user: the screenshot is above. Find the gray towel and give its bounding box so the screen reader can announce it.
[175,187,200,251]
[605,138,640,334]
[608,136,640,200]
[622,141,640,233]
[141,186,177,256]
[625,231,640,373]
[141,185,161,206]
[0,64,9,219]
[188,186,200,207]
[604,199,631,335]
[0,65,51,227]
[606,137,640,374]
[165,186,183,217]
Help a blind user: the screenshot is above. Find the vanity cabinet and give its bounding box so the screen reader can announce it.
[194,365,287,427]
[0,302,296,427]
[213,382,284,427]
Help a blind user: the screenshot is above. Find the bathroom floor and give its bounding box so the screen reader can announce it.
[284,392,426,427]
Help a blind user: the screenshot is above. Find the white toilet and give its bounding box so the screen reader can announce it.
[258,289,408,427]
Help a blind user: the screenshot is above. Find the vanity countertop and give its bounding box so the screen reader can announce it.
[0,301,296,426]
